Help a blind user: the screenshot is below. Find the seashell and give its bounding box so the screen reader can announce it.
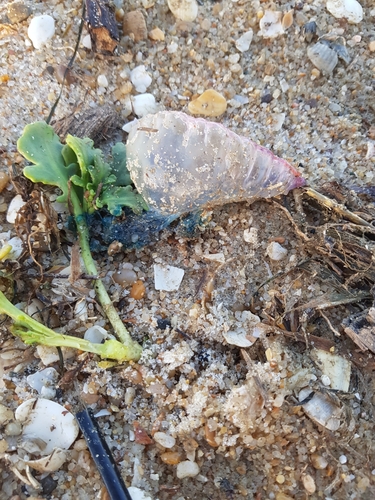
[282,10,294,31]
[15,398,79,456]
[25,448,67,472]
[126,111,305,217]
[259,11,284,39]
[307,42,338,73]
[302,21,318,43]
[311,349,351,392]
[326,0,363,24]
[298,388,342,431]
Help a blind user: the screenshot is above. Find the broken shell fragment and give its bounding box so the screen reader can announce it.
[311,349,351,392]
[259,11,284,39]
[123,10,147,42]
[298,388,342,431]
[307,42,338,73]
[25,448,67,472]
[188,89,227,117]
[15,398,79,456]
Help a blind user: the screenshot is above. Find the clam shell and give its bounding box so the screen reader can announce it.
[15,398,79,456]
[307,42,338,73]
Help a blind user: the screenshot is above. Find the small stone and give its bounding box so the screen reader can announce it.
[97,74,108,87]
[0,440,8,454]
[130,65,152,93]
[123,11,147,42]
[176,460,200,479]
[369,41,375,52]
[132,93,159,117]
[167,0,198,22]
[310,453,328,470]
[28,15,55,49]
[339,454,347,464]
[153,432,176,448]
[326,0,363,24]
[7,2,31,24]
[302,474,316,494]
[235,30,253,52]
[149,27,165,41]
[0,172,9,193]
[266,241,288,261]
[160,451,182,464]
[0,404,14,425]
[321,374,331,386]
[276,474,285,484]
[130,280,146,300]
[4,421,22,437]
[188,89,227,117]
[113,267,137,286]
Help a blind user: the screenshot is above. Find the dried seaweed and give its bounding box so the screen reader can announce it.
[85,0,119,54]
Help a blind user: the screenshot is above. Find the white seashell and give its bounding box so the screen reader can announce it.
[299,388,342,431]
[127,487,153,500]
[176,460,200,478]
[15,398,79,456]
[84,325,108,343]
[154,264,184,291]
[326,0,363,24]
[259,11,284,39]
[27,15,55,49]
[223,328,253,347]
[25,448,67,472]
[307,42,338,73]
[167,0,198,22]
[311,349,351,392]
[126,111,305,217]
[235,30,254,52]
[27,367,59,395]
[6,194,26,223]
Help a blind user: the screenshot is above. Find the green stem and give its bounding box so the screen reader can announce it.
[69,189,142,360]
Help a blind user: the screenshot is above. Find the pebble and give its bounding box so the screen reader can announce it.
[149,27,165,41]
[188,89,227,117]
[266,241,288,261]
[235,30,253,52]
[28,15,55,50]
[0,404,13,425]
[123,11,147,42]
[0,172,9,193]
[130,65,152,93]
[326,0,363,24]
[302,474,316,494]
[176,460,200,478]
[7,2,31,24]
[276,474,285,484]
[154,264,185,291]
[130,279,146,299]
[132,93,159,117]
[97,74,108,87]
[127,487,152,500]
[310,453,328,470]
[4,421,22,436]
[339,454,348,464]
[113,267,137,286]
[160,451,182,464]
[282,10,294,30]
[167,0,198,22]
[259,11,284,38]
[153,432,176,448]
[369,41,375,52]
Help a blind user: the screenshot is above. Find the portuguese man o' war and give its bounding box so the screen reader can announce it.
[90,111,305,249]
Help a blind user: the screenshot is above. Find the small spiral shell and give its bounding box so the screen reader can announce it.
[126,111,305,216]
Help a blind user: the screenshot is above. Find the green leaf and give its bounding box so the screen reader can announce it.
[61,144,77,166]
[65,135,98,178]
[110,142,132,186]
[87,152,113,188]
[18,122,78,203]
[97,185,148,215]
